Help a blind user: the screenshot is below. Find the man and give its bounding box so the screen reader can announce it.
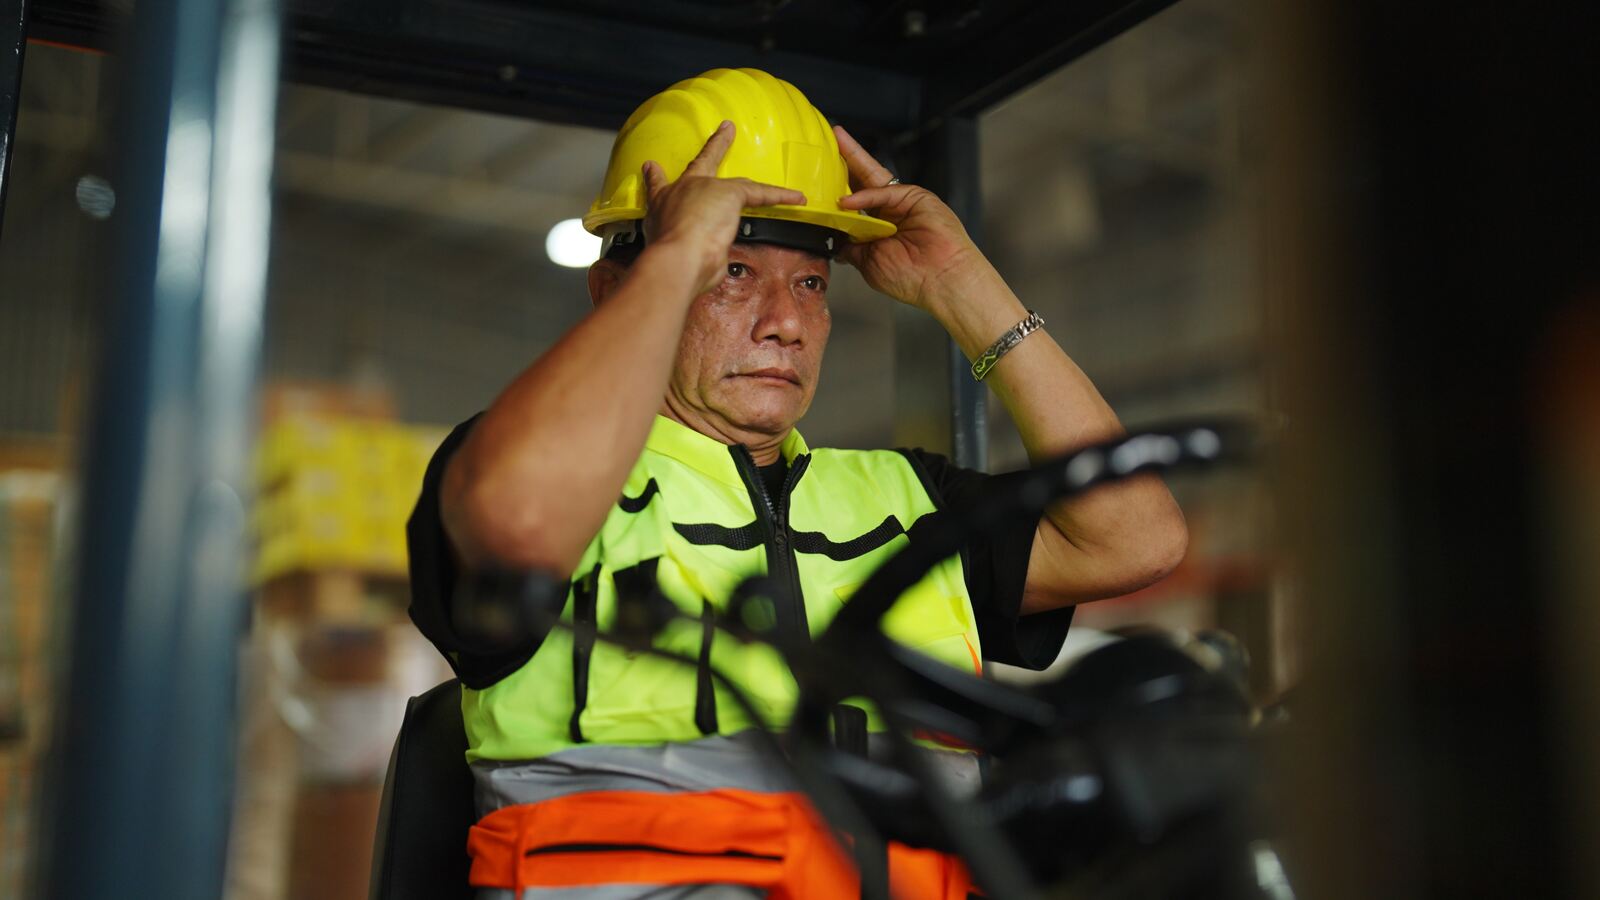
[407,68,1186,899]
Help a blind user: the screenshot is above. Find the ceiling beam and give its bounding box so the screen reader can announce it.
[366,106,451,166]
[479,123,587,183]
[273,147,574,236]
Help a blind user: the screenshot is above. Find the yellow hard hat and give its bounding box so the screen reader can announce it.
[583,68,896,256]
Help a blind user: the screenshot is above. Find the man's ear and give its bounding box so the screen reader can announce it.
[587,258,626,308]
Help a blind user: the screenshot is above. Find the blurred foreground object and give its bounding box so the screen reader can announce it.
[37,0,283,893]
[1539,304,1600,899]
[1262,0,1599,896]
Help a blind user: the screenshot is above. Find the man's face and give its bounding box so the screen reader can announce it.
[669,242,832,441]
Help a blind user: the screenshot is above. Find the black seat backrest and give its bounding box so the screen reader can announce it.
[369,678,476,900]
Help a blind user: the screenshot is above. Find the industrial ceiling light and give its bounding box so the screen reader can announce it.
[545,217,600,268]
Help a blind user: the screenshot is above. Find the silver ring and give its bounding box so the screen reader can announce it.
[885,176,901,185]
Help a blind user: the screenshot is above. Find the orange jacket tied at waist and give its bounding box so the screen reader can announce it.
[468,788,976,899]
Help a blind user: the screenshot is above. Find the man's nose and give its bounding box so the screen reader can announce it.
[751,279,805,346]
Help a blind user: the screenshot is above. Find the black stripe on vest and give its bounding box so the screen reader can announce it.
[618,479,659,513]
[675,517,906,560]
[694,600,719,735]
[568,563,601,744]
[790,515,904,561]
[673,520,765,551]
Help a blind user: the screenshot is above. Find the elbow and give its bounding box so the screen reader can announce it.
[1028,506,1188,611]
[1089,508,1187,600]
[1130,509,1189,591]
[1156,516,1190,582]
[465,487,560,570]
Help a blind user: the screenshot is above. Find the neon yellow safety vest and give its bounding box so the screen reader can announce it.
[463,416,982,763]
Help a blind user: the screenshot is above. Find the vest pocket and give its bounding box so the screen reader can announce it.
[575,556,706,744]
[577,623,708,744]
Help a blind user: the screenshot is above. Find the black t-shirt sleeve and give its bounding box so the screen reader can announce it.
[898,448,1072,671]
[405,413,545,688]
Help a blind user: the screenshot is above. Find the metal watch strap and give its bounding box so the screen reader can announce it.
[970,310,1045,381]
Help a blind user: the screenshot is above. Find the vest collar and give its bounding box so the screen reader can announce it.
[645,415,811,488]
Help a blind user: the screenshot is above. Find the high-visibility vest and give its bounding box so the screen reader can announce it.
[463,415,983,763]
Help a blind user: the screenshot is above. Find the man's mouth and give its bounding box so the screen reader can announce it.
[734,367,801,385]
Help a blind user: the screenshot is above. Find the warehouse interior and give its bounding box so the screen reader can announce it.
[0,0,1595,898]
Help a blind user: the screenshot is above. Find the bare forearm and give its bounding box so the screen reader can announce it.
[444,245,701,574]
[928,268,1122,455]
[926,266,1188,605]
[830,129,1184,607]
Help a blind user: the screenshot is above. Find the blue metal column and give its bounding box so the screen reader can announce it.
[0,0,27,243]
[37,0,281,896]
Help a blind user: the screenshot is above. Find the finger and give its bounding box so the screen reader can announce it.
[735,180,806,208]
[833,125,895,191]
[684,120,736,177]
[838,184,913,211]
[834,241,864,268]
[642,160,667,198]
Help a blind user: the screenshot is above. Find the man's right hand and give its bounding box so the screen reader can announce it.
[640,121,806,295]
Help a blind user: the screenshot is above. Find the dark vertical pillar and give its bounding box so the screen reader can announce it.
[895,116,988,470]
[0,0,27,244]
[37,0,282,897]
[1266,0,1599,896]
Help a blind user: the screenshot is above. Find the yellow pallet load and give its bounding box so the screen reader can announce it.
[252,416,447,584]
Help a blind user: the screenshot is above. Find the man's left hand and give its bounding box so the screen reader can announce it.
[834,125,1001,315]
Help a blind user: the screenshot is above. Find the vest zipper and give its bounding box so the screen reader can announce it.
[729,446,810,645]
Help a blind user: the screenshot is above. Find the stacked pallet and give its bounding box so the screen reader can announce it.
[0,464,61,900]
[226,386,452,900]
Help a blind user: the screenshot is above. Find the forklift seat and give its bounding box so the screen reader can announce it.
[368,679,476,900]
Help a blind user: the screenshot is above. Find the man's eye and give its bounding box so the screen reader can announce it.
[727,263,748,278]
[801,276,826,292]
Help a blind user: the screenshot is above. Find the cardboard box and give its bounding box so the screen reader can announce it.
[286,783,385,900]
[0,468,61,900]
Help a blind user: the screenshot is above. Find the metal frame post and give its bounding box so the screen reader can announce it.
[0,0,27,243]
[36,0,282,896]
[893,116,988,470]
